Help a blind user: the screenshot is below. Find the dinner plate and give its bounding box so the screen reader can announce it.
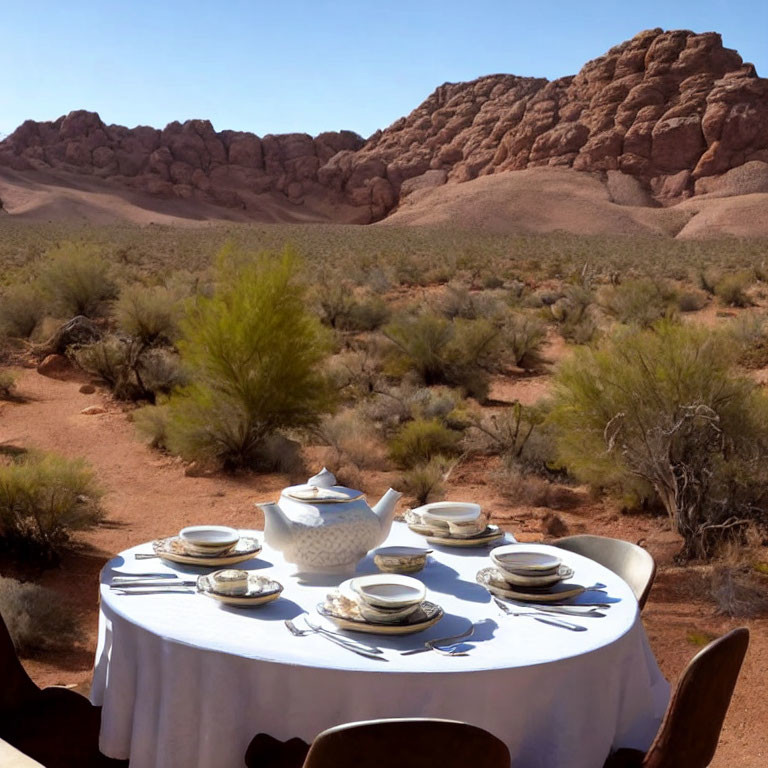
[420,524,504,547]
[152,535,262,566]
[486,564,574,588]
[476,568,586,602]
[197,573,282,607]
[317,600,443,635]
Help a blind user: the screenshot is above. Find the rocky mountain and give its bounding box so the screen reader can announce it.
[1,28,767,224]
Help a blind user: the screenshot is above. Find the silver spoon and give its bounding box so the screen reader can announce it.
[495,598,586,631]
[400,625,475,656]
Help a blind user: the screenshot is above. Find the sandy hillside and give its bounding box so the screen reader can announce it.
[381,167,768,239]
[0,167,356,226]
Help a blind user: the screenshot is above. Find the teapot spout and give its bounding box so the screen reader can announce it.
[372,488,402,546]
[259,501,292,552]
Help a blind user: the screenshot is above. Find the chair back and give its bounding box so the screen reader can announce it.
[553,535,656,609]
[0,611,40,717]
[302,718,511,768]
[644,628,749,768]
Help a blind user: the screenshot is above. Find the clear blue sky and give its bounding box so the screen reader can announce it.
[1,1,765,140]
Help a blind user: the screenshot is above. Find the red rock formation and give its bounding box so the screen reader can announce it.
[1,28,766,222]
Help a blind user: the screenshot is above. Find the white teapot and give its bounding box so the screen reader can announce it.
[259,469,402,578]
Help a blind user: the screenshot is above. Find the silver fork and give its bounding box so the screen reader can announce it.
[284,620,386,661]
[494,598,586,632]
[400,625,475,656]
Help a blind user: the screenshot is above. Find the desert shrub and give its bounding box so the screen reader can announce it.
[599,278,678,328]
[162,247,334,470]
[0,452,103,558]
[497,313,547,369]
[715,272,753,308]
[699,268,719,296]
[314,284,390,332]
[114,283,184,343]
[0,371,17,400]
[38,243,117,317]
[137,348,186,395]
[399,456,452,505]
[465,401,544,461]
[550,321,768,559]
[389,418,461,469]
[677,290,708,313]
[732,313,768,369]
[383,313,494,400]
[316,409,388,471]
[493,462,580,510]
[550,285,599,343]
[0,284,47,338]
[433,283,503,320]
[710,564,768,618]
[133,402,171,449]
[0,577,80,655]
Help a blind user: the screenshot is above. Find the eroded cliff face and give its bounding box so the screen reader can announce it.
[2,28,767,222]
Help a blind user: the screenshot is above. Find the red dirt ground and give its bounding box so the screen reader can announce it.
[1,367,766,767]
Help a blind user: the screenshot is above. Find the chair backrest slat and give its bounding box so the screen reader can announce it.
[302,718,511,768]
[553,535,656,609]
[643,627,749,768]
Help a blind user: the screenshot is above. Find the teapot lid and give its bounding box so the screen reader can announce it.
[283,468,364,504]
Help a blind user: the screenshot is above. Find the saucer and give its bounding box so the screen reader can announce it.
[197,573,282,607]
[317,600,443,635]
[485,564,574,588]
[476,568,586,602]
[152,535,261,566]
[421,524,504,547]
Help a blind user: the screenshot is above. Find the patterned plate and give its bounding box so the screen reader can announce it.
[419,524,504,548]
[197,573,282,607]
[317,600,444,635]
[151,535,262,566]
[476,568,586,602]
[487,564,574,588]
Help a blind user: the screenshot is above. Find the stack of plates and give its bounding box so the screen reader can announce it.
[405,502,503,547]
[151,530,262,566]
[198,570,283,608]
[319,574,443,635]
[476,545,584,602]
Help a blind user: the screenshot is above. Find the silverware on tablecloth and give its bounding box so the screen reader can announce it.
[400,625,475,656]
[494,598,586,632]
[284,620,387,661]
[110,579,197,589]
[502,599,606,618]
[111,571,179,579]
[111,585,196,595]
[300,617,385,654]
[134,553,160,560]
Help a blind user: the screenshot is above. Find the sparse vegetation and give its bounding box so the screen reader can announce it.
[38,243,117,317]
[0,577,80,655]
[114,283,185,343]
[0,283,46,338]
[0,370,17,400]
[715,272,753,308]
[161,246,335,470]
[551,321,768,559]
[0,452,103,558]
[389,418,461,469]
[599,278,678,327]
[399,456,453,505]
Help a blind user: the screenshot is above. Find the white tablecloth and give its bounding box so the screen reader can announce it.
[91,523,668,768]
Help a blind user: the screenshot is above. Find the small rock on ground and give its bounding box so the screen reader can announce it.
[37,354,72,380]
[79,384,96,394]
[80,405,106,415]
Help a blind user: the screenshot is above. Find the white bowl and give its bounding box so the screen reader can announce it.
[416,501,482,526]
[349,574,426,609]
[491,546,562,575]
[179,526,239,555]
[373,546,431,574]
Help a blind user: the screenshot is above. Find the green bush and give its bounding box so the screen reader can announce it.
[599,278,678,327]
[0,452,103,557]
[732,314,768,369]
[677,290,708,313]
[399,456,452,505]
[550,321,768,559]
[0,371,17,400]
[163,247,335,470]
[0,284,47,338]
[114,284,184,343]
[38,243,117,317]
[0,577,80,655]
[498,313,547,369]
[133,403,171,449]
[388,418,461,469]
[715,272,753,308]
[315,284,390,331]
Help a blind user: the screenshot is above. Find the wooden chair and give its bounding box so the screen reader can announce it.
[0,610,127,768]
[604,627,750,768]
[552,534,656,609]
[300,718,511,768]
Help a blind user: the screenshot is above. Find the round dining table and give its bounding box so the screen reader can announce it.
[91,523,669,768]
